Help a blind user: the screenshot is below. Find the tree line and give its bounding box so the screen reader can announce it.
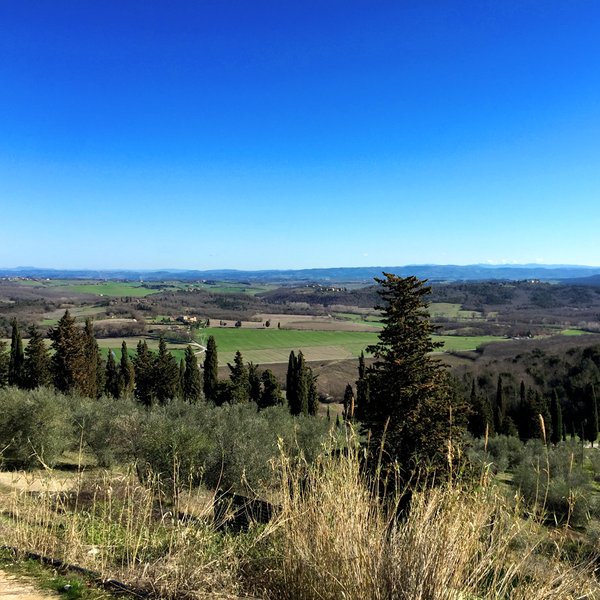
[0,311,320,416]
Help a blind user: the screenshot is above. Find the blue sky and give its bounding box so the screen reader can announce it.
[1,1,599,270]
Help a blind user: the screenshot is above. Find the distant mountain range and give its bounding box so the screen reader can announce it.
[2,264,600,284]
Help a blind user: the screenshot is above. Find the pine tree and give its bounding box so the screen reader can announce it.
[203,335,219,402]
[248,362,262,404]
[155,334,179,403]
[49,310,87,394]
[228,350,250,404]
[259,369,284,409]
[8,318,25,387]
[134,339,155,406]
[183,345,202,403]
[550,389,563,445]
[105,350,121,398]
[365,273,458,466]
[23,325,51,389]
[119,341,135,397]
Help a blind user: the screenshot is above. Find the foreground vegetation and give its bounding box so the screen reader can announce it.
[2,427,598,599]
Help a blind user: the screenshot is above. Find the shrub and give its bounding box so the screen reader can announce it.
[0,387,73,468]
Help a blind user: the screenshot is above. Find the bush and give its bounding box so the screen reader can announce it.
[512,439,596,525]
[0,387,73,469]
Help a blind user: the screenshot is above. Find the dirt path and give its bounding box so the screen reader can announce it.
[0,570,56,599]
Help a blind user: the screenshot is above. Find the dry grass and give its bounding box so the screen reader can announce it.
[0,431,599,599]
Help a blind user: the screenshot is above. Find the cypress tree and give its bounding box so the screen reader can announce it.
[286,350,298,414]
[119,340,135,397]
[307,366,319,416]
[586,385,599,447]
[178,358,186,397]
[134,339,155,406]
[355,351,370,420]
[105,350,121,398]
[49,310,86,394]
[228,350,250,404]
[248,362,262,404]
[8,318,25,387]
[294,351,309,416]
[203,335,219,402]
[96,347,106,397]
[468,380,494,438]
[23,325,51,389]
[0,341,8,387]
[259,369,284,409]
[494,376,505,435]
[82,319,99,398]
[155,334,179,403]
[183,345,202,403]
[343,383,354,420]
[550,389,563,445]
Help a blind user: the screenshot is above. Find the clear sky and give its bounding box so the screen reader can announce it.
[1,1,599,270]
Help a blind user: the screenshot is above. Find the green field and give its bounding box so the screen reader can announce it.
[197,328,379,354]
[191,328,508,365]
[66,282,161,297]
[561,329,592,336]
[428,303,483,319]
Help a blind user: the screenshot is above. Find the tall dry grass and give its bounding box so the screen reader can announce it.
[0,427,599,599]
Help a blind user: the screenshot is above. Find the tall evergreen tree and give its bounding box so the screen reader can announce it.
[355,351,370,420]
[178,358,186,397]
[49,310,87,394]
[154,334,179,403]
[119,341,135,397]
[105,350,121,399]
[8,318,25,387]
[343,383,354,420]
[96,348,106,397]
[134,339,155,406]
[294,351,309,416]
[365,273,459,467]
[82,319,99,398]
[494,376,505,435]
[0,341,8,387]
[203,335,219,402]
[307,366,319,416]
[550,389,563,445]
[228,350,250,404]
[183,345,203,403]
[259,369,284,409]
[467,380,495,438]
[23,325,51,389]
[248,362,262,404]
[585,385,599,447]
[286,350,298,413]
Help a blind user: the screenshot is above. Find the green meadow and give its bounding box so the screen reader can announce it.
[66,282,161,296]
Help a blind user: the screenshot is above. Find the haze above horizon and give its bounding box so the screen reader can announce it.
[2,1,600,270]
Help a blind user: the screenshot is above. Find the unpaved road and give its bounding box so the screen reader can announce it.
[0,570,56,599]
